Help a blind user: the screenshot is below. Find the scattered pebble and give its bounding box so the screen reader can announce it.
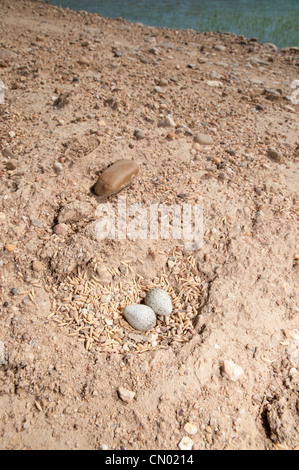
[158,78,168,87]
[222,360,244,382]
[178,436,194,450]
[30,218,42,228]
[53,161,63,173]
[192,142,201,151]
[77,57,90,66]
[206,80,223,87]
[117,386,135,403]
[5,243,15,252]
[166,131,175,140]
[134,129,146,140]
[11,288,18,296]
[153,85,165,94]
[267,148,282,163]
[158,115,176,128]
[6,161,17,170]
[184,422,198,435]
[123,304,157,331]
[194,133,213,146]
[144,288,173,317]
[214,44,226,51]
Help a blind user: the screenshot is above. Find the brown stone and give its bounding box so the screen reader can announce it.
[117,386,135,403]
[94,160,139,197]
[166,131,175,140]
[5,243,15,252]
[194,133,213,146]
[267,148,282,163]
[6,161,16,170]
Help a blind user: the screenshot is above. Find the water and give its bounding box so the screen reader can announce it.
[49,0,299,48]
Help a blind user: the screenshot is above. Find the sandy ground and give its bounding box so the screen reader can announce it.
[0,0,298,450]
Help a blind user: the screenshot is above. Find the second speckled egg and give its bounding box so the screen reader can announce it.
[144,288,173,316]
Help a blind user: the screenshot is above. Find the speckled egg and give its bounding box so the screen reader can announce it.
[123,304,156,331]
[144,288,173,316]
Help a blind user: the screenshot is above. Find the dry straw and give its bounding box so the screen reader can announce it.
[50,249,204,354]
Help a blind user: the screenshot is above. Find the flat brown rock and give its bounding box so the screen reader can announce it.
[94,159,139,197]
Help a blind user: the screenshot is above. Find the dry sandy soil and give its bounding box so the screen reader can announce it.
[0,0,298,450]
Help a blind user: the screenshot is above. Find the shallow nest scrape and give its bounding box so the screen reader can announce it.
[50,250,206,354]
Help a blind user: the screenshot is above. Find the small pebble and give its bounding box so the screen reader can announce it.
[158,115,176,128]
[144,288,173,316]
[158,78,168,87]
[6,161,17,170]
[194,133,213,146]
[214,44,226,51]
[53,161,63,173]
[117,386,135,403]
[222,360,244,382]
[178,436,193,450]
[267,148,282,163]
[184,422,198,435]
[192,142,201,151]
[134,129,146,140]
[11,288,18,296]
[206,80,223,88]
[153,86,165,94]
[166,131,175,140]
[5,243,15,252]
[77,58,90,66]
